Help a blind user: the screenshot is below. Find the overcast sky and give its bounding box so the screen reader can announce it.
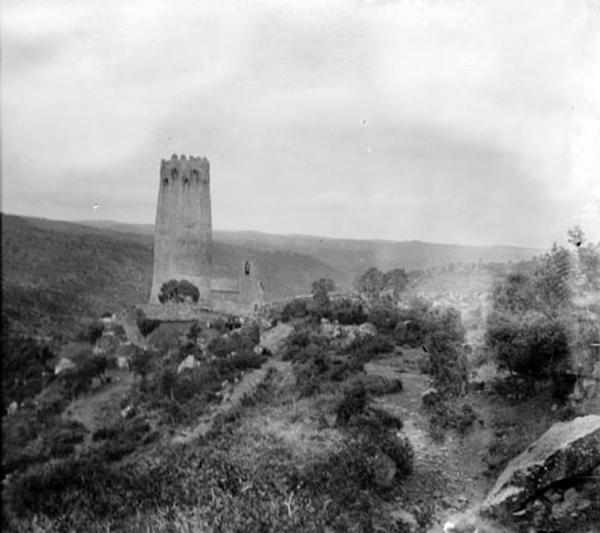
[2,0,599,247]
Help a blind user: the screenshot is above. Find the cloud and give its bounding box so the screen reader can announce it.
[1,0,599,246]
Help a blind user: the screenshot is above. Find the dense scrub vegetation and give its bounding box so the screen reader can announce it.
[4,220,597,532]
[485,232,600,401]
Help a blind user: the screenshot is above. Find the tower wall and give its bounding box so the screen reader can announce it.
[149,154,212,304]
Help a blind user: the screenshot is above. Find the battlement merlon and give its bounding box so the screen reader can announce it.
[160,154,210,185]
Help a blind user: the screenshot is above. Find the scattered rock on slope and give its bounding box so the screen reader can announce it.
[480,414,600,519]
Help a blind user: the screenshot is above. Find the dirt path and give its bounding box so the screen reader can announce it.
[365,351,494,531]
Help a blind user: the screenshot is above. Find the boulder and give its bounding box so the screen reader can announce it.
[481,415,600,519]
[121,405,136,419]
[7,401,18,416]
[177,354,200,374]
[442,511,510,533]
[54,357,76,376]
[116,356,130,370]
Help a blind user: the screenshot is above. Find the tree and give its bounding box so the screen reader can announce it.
[533,243,572,313]
[490,272,538,315]
[425,330,468,397]
[485,241,574,395]
[485,311,569,382]
[383,268,409,302]
[567,226,600,291]
[158,279,200,304]
[355,267,385,299]
[311,278,336,313]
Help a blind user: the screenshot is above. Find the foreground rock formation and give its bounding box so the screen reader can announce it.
[481,414,600,519]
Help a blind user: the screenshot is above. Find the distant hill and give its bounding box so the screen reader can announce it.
[1,215,343,338]
[2,214,544,338]
[77,219,543,279]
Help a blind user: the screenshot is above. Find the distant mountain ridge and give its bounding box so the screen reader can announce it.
[76,219,543,276]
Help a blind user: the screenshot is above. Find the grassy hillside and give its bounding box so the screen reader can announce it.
[77,220,542,280]
[1,214,344,338]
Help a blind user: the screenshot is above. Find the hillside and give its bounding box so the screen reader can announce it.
[77,219,542,279]
[1,214,343,338]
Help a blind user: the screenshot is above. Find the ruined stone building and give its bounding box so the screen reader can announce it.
[147,154,263,317]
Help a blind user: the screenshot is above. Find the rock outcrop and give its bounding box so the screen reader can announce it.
[177,354,200,374]
[481,415,600,519]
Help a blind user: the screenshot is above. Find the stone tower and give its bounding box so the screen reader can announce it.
[149,154,212,304]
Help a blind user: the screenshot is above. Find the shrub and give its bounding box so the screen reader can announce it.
[367,306,399,334]
[158,279,200,304]
[207,326,260,358]
[76,320,105,345]
[336,382,368,425]
[281,298,309,322]
[329,298,368,325]
[344,333,394,367]
[2,333,55,406]
[378,431,414,477]
[146,323,188,352]
[424,331,468,398]
[187,321,203,342]
[136,309,160,337]
[310,278,335,317]
[355,267,385,300]
[353,374,403,396]
[485,311,570,381]
[60,355,109,398]
[130,349,158,377]
[282,325,330,362]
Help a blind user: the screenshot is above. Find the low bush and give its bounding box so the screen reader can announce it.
[426,401,477,441]
[134,347,266,425]
[344,333,395,368]
[328,298,368,325]
[424,331,469,398]
[336,381,368,425]
[352,374,403,396]
[282,325,330,363]
[367,306,400,334]
[207,326,260,358]
[136,309,160,338]
[76,320,105,345]
[2,333,56,406]
[486,311,574,403]
[60,355,109,398]
[293,352,353,397]
[281,298,310,322]
[44,421,88,458]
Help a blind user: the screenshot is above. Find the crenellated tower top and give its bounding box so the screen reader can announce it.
[160,154,210,186]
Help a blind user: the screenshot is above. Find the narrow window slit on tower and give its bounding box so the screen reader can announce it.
[171,168,178,179]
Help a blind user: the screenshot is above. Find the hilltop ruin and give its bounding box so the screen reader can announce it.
[146,154,263,317]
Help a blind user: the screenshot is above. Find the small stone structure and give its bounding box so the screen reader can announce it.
[149,154,264,317]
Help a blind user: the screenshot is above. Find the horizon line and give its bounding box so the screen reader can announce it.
[1,211,548,251]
